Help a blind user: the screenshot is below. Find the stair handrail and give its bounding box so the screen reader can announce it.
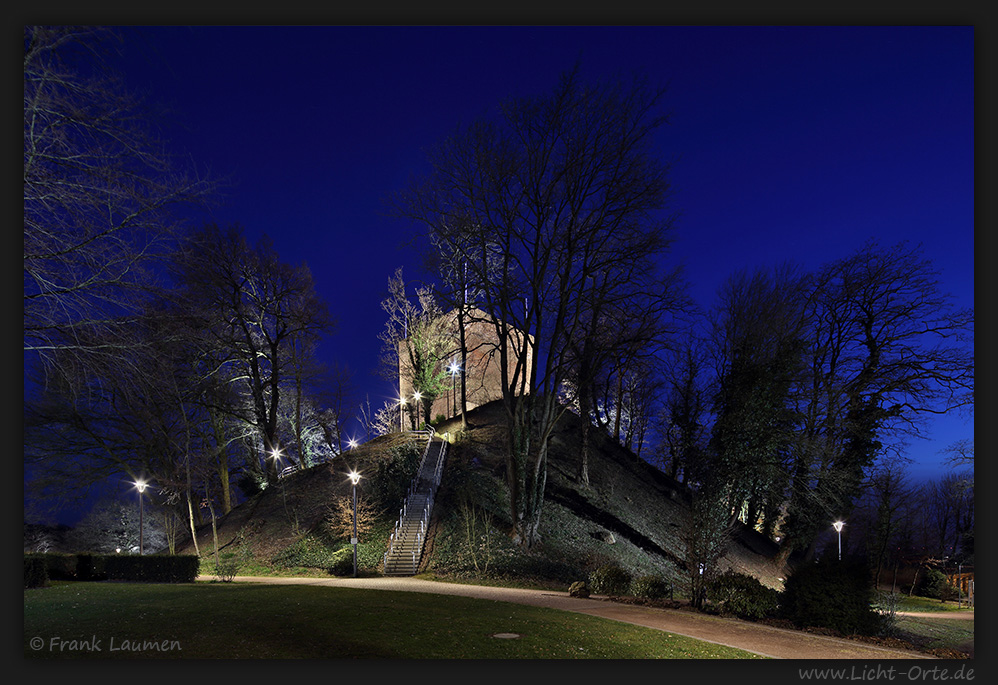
[386,430,435,563]
[383,433,449,575]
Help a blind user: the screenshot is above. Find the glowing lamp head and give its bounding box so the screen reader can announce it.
[348,470,361,485]
[348,439,358,450]
[448,362,460,375]
[413,390,422,401]
[399,396,407,406]
[832,520,845,533]
[135,479,148,493]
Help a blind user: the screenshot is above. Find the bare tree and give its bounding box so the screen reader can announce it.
[23,26,213,388]
[395,67,682,547]
[942,438,974,488]
[857,455,916,587]
[70,495,167,554]
[564,267,686,482]
[171,224,333,483]
[656,337,710,483]
[378,267,454,428]
[326,492,379,542]
[681,484,733,610]
[778,241,974,565]
[313,363,355,453]
[423,236,498,431]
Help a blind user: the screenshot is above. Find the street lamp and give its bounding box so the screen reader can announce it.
[832,520,845,561]
[348,438,358,450]
[268,446,284,482]
[448,361,460,417]
[135,479,148,555]
[413,390,422,429]
[348,470,361,577]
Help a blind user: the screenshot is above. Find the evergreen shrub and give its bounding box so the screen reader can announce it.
[589,564,632,596]
[916,568,959,601]
[779,557,882,635]
[329,546,355,576]
[215,552,240,582]
[630,575,673,600]
[272,535,335,570]
[374,443,422,509]
[707,570,779,619]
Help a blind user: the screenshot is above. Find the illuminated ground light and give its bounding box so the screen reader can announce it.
[491,633,521,639]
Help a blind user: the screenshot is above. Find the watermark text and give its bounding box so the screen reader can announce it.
[799,665,974,682]
[29,635,182,654]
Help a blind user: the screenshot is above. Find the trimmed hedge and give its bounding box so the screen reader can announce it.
[103,554,201,583]
[76,553,107,581]
[24,552,77,580]
[23,552,198,583]
[24,556,48,589]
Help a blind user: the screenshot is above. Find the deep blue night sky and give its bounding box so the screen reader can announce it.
[61,26,977,493]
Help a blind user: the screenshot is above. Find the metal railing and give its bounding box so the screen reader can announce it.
[383,434,448,574]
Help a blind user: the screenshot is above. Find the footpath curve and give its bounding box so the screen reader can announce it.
[202,575,934,660]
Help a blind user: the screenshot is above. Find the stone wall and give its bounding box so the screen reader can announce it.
[398,309,532,425]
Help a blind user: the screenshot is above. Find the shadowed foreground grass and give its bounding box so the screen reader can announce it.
[24,581,764,659]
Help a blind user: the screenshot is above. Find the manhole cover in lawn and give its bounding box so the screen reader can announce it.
[492,633,520,639]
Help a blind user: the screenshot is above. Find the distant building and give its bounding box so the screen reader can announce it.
[398,308,533,424]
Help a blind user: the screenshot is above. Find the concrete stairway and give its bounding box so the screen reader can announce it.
[383,437,447,576]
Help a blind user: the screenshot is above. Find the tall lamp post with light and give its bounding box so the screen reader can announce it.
[135,479,149,555]
[348,471,361,577]
[833,520,845,561]
[448,361,460,417]
[413,390,422,429]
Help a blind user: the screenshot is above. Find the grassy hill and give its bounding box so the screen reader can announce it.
[181,401,786,594]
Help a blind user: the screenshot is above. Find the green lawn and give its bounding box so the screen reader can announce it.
[895,615,974,654]
[24,581,765,659]
[898,594,975,613]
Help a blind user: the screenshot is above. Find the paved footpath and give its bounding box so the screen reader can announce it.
[201,575,938,659]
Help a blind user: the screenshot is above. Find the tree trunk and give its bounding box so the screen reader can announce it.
[207,490,219,572]
[186,489,200,558]
[578,392,591,486]
[613,372,624,442]
[457,305,468,431]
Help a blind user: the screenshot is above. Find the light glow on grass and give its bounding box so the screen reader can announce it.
[24,582,767,659]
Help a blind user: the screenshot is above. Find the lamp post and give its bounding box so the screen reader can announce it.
[270,446,282,480]
[135,479,148,555]
[413,390,422,429]
[448,361,460,417]
[833,520,845,561]
[348,471,361,577]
